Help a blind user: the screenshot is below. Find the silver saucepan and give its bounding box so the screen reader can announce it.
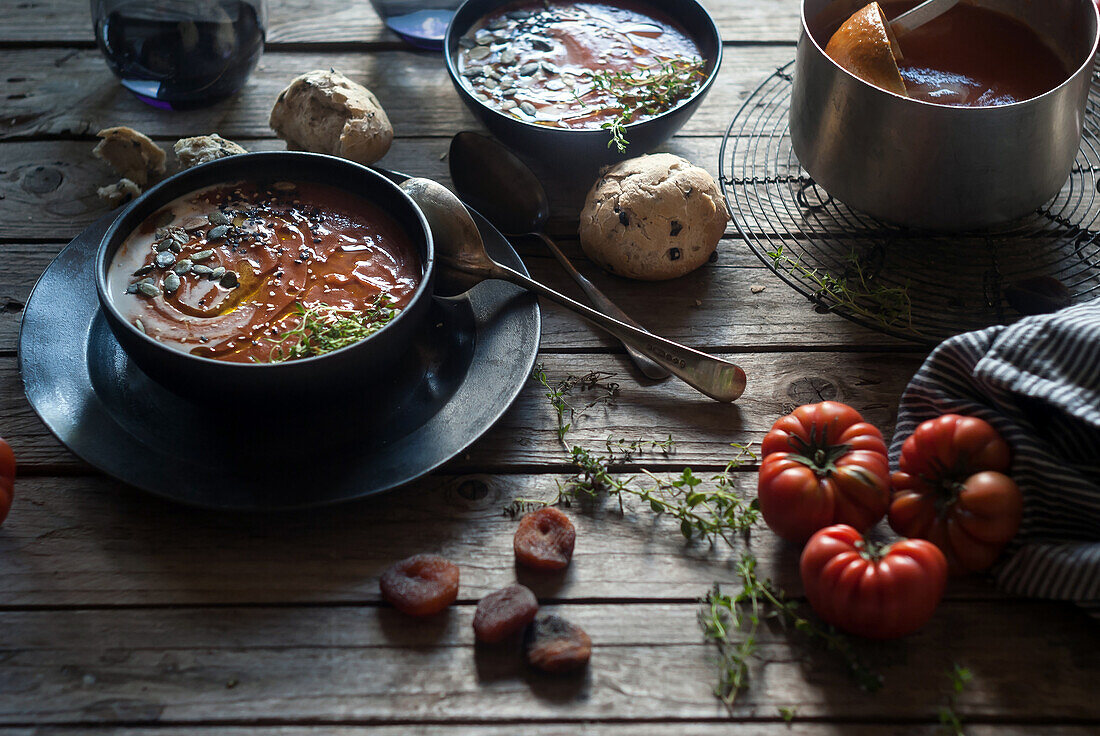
[790,0,1100,231]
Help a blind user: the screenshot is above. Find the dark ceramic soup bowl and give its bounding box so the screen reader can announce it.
[95,152,435,401]
[444,0,722,169]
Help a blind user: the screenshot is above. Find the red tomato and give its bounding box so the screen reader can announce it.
[758,401,891,543]
[800,524,948,639]
[0,437,13,527]
[889,414,1022,573]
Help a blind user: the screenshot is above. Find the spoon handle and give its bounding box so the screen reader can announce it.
[889,0,958,37]
[495,263,746,402]
[532,232,671,381]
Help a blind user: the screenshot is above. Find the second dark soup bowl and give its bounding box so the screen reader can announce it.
[444,0,723,169]
[95,152,435,401]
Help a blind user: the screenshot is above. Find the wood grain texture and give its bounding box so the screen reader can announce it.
[0,45,794,142]
[0,471,1006,607]
[0,350,922,470]
[0,0,803,44]
[9,729,1100,736]
[0,237,915,355]
[0,138,738,242]
[0,601,1096,725]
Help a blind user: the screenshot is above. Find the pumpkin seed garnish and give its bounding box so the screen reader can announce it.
[137,282,160,297]
[191,264,214,276]
[273,181,297,192]
[154,251,176,269]
[133,263,154,276]
[210,266,227,281]
[134,318,145,333]
[163,272,181,295]
[125,283,139,294]
[468,46,491,61]
[208,211,231,226]
[173,259,193,274]
[154,239,174,253]
[207,225,229,240]
[192,249,214,261]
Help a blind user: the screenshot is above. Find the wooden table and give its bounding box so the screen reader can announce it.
[1,1,1097,732]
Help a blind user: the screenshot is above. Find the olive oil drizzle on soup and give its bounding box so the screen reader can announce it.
[457,0,704,129]
[108,181,421,363]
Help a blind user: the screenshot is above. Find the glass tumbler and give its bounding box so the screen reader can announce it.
[92,0,267,110]
[369,0,463,50]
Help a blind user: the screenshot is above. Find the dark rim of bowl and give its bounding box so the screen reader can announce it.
[800,0,1100,111]
[444,0,724,135]
[95,151,435,370]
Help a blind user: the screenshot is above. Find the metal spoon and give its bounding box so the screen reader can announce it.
[400,177,746,403]
[448,131,671,381]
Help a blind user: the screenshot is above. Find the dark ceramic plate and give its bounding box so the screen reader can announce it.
[19,182,540,511]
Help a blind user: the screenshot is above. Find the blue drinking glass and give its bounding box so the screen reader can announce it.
[369,0,462,50]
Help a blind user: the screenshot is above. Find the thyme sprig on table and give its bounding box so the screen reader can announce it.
[938,663,973,735]
[701,554,884,707]
[580,57,707,152]
[519,366,760,543]
[532,363,620,441]
[767,244,921,337]
[267,296,399,362]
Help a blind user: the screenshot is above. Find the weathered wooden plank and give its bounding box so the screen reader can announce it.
[0,0,803,45]
[0,469,1007,607]
[0,236,914,355]
[0,601,1095,724]
[7,728,1097,736]
[0,45,793,142]
[0,138,739,241]
[0,350,922,470]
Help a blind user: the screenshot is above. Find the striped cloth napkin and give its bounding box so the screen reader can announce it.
[891,299,1100,616]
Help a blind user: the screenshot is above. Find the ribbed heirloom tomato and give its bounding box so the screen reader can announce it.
[0,437,14,527]
[758,401,891,543]
[889,414,1023,573]
[800,524,948,639]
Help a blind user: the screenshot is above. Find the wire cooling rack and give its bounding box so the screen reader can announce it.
[719,60,1100,344]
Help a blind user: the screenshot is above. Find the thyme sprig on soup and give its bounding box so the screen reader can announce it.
[107,181,421,363]
[457,1,707,151]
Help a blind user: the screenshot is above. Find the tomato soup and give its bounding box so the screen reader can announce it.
[457,0,706,129]
[108,181,421,363]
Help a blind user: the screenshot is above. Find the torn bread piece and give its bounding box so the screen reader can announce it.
[174,134,249,170]
[97,178,142,208]
[269,70,393,165]
[93,127,166,187]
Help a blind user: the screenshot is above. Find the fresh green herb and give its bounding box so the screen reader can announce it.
[578,57,707,152]
[767,243,922,337]
[531,364,620,441]
[701,554,883,707]
[267,296,399,362]
[938,663,973,735]
[778,706,797,724]
[507,442,759,546]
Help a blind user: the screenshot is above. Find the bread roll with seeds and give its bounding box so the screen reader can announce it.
[269,70,393,165]
[579,154,729,281]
